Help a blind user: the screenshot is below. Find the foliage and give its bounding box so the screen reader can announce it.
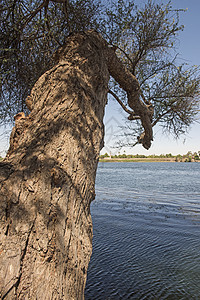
[104,0,200,144]
[101,152,109,158]
[0,0,102,124]
[100,151,200,161]
[0,0,199,146]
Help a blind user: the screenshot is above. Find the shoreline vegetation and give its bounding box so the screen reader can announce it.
[99,151,200,163]
[1,153,200,163]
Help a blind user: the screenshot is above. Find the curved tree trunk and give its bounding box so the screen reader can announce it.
[0,30,152,299]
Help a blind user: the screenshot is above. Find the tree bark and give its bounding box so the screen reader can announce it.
[0,30,152,299]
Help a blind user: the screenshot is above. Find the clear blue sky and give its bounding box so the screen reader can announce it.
[102,0,200,156]
[0,0,199,157]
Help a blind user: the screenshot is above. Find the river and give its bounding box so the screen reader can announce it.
[85,162,200,299]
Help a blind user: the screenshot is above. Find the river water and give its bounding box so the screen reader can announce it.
[85,162,200,299]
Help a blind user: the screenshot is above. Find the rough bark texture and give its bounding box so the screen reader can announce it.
[0,30,152,299]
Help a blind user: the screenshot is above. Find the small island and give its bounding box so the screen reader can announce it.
[99,151,200,163]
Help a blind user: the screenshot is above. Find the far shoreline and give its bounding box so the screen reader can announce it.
[99,158,199,163]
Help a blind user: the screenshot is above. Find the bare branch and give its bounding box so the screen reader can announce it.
[108,89,141,120]
[63,0,72,33]
[104,40,153,149]
[49,0,67,2]
[108,90,133,114]
[152,108,173,127]
[116,45,134,65]
[22,1,48,29]
[140,89,151,105]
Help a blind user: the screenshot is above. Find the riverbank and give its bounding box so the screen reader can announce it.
[99,157,176,162]
[99,157,200,163]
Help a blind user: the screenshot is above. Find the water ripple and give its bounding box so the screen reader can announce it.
[85,163,200,299]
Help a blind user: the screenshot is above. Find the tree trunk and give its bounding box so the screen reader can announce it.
[0,30,152,299]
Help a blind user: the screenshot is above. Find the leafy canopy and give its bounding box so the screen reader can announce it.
[0,0,199,143]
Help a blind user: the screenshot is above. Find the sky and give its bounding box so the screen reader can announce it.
[102,0,200,156]
[0,0,200,157]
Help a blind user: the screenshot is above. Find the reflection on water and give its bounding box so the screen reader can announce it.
[85,162,200,299]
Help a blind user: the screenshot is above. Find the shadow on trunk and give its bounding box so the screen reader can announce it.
[0,30,152,299]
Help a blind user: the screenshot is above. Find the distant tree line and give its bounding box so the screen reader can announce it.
[100,151,200,161]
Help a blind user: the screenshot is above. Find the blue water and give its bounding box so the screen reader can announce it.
[85,162,200,299]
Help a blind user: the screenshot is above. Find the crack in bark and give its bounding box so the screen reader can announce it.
[15,220,36,298]
[1,220,35,299]
[4,224,9,236]
[1,277,19,300]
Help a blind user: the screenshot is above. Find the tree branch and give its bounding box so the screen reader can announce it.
[140,89,151,105]
[85,31,153,149]
[129,108,173,148]
[108,89,141,120]
[63,0,72,33]
[152,108,173,127]
[49,0,67,2]
[108,90,133,114]
[115,45,134,65]
[104,45,153,149]
[22,1,48,29]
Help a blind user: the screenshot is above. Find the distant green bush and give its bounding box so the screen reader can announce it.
[100,151,199,161]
